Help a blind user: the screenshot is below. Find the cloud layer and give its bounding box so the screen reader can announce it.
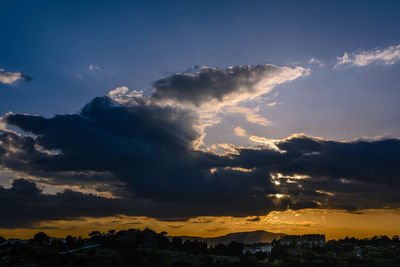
[1,64,399,227]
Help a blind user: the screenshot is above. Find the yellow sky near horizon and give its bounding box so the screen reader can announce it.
[2,208,400,241]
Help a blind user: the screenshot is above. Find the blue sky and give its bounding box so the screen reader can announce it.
[1,0,400,236]
[2,0,400,143]
[1,0,400,120]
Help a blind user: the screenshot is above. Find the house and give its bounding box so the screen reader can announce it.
[277,234,325,248]
[242,243,273,254]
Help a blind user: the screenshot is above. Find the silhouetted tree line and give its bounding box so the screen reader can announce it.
[0,230,399,266]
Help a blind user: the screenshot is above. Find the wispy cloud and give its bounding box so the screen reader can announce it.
[234,126,246,137]
[225,106,270,126]
[249,135,280,150]
[334,44,400,69]
[267,101,278,107]
[0,69,32,84]
[88,64,102,71]
[108,86,143,104]
[308,57,325,67]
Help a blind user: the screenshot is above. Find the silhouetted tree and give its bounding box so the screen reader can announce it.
[171,237,183,249]
[227,241,244,256]
[65,235,76,245]
[33,232,50,243]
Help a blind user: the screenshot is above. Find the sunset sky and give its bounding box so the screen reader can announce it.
[1,0,400,240]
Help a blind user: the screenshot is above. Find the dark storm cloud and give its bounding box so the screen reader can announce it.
[228,134,400,210]
[289,178,400,211]
[0,97,304,227]
[2,97,277,205]
[0,178,287,228]
[151,65,281,106]
[273,135,400,186]
[0,179,127,228]
[225,134,400,187]
[0,128,124,194]
[4,96,198,172]
[1,94,400,227]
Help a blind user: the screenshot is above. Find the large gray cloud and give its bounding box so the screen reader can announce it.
[230,135,400,211]
[0,176,292,228]
[0,64,399,227]
[151,64,307,107]
[0,97,297,227]
[0,178,127,228]
[2,100,400,226]
[272,135,400,186]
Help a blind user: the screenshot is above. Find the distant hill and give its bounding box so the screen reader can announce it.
[207,230,286,245]
[169,230,286,246]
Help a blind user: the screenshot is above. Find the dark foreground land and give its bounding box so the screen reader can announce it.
[0,229,400,267]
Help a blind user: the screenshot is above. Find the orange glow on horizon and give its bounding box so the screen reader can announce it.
[2,208,400,241]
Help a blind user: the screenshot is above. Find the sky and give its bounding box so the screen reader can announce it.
[1,0,400,240]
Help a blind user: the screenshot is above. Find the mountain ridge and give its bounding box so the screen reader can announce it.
[169,230,286,246]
